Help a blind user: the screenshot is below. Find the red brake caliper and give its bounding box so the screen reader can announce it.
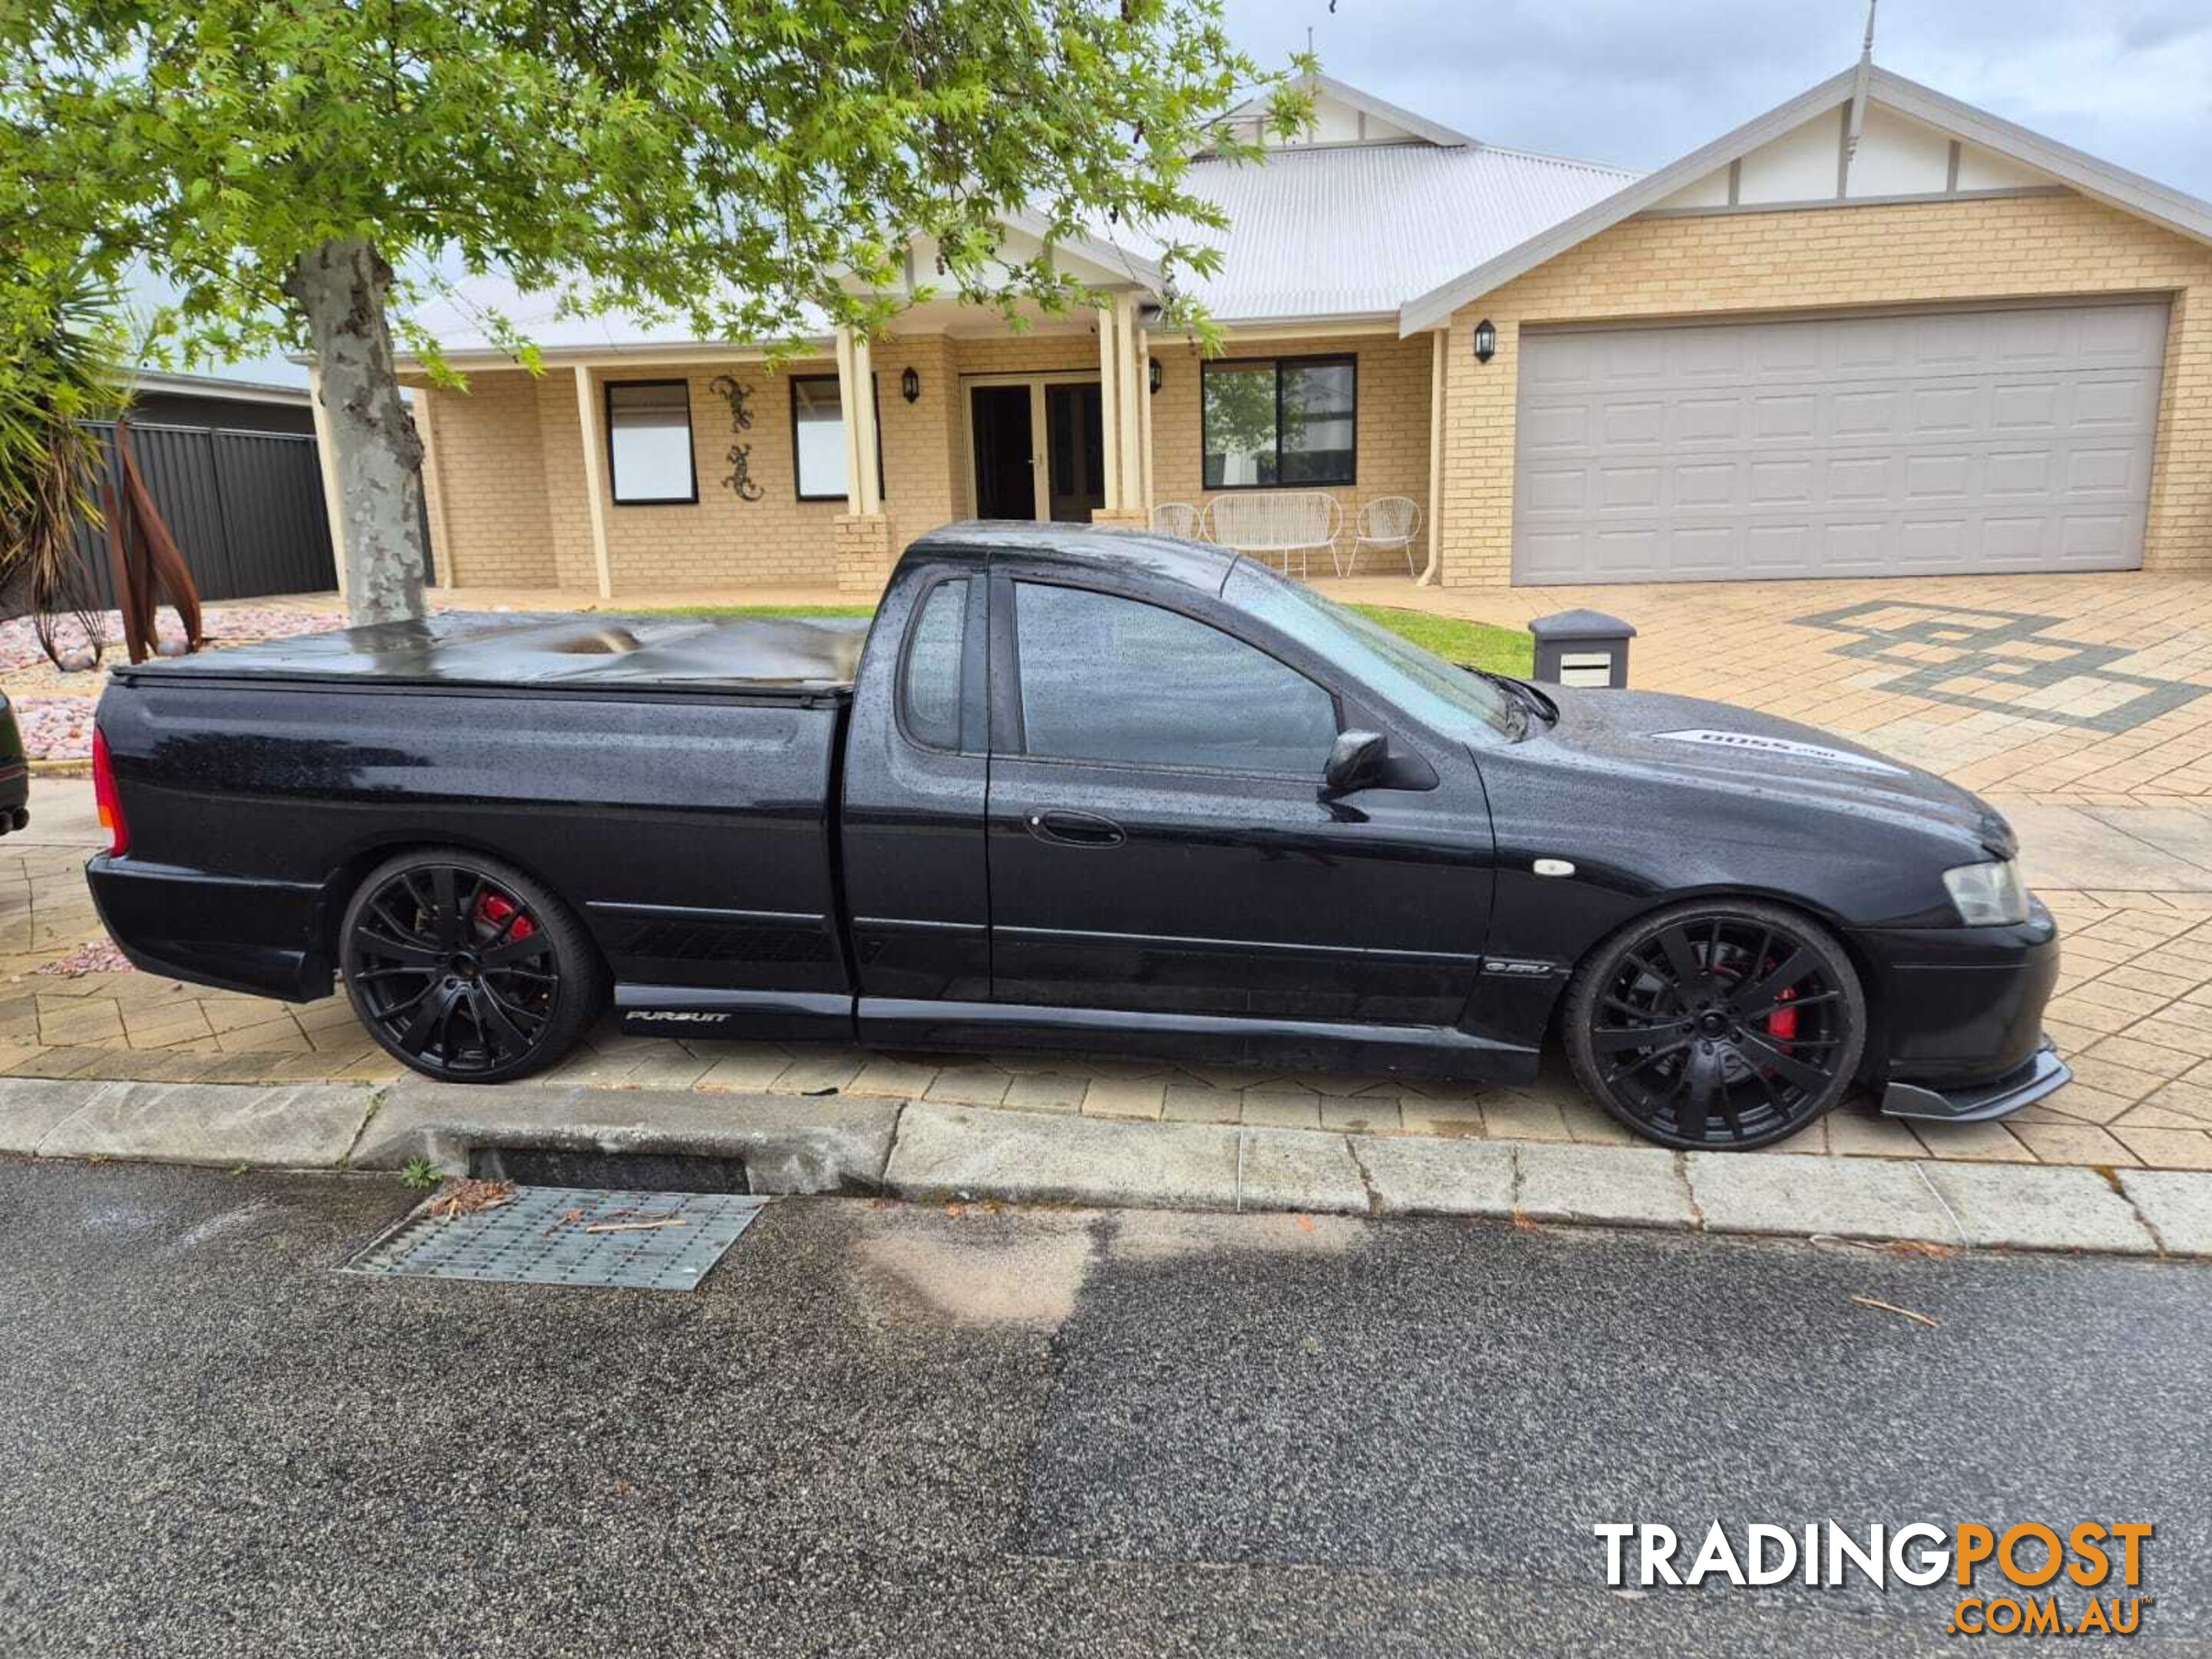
[1767,983,1798,1042]
[474,892,535,944]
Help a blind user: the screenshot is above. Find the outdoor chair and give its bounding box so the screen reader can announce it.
[1203,491,1342,581]
[1339,495,1424,577]
[1151,502,1206,540]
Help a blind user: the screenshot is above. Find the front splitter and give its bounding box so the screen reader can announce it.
[1879,1038,2071,1124]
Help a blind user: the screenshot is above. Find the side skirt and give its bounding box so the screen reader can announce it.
[614,986,1539,1082]
[855,997,1539,1084]
[616,984,855,1044]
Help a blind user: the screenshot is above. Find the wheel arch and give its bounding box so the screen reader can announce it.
[315,834,601,973]
[1553,884,1886,1081]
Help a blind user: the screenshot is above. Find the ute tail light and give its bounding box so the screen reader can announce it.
[91,727,129,856]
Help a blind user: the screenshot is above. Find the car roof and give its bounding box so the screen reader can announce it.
[910,521,1242,596]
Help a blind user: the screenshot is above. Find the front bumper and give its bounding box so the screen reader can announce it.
[1851,899,2063,1091]
[1880,1037,2071,1123]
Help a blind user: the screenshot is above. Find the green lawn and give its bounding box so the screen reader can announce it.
[1348,605,1535,676]
[625,601,1534,676]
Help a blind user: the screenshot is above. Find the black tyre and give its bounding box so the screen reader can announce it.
[339,849,604,1084]
[1562,899,1866,1151]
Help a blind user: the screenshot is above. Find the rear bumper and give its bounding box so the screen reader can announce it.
[85,853,332,1000]
[1880,1037,2071,1123]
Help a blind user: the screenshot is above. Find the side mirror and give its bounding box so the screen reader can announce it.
[1323,729,1388,794]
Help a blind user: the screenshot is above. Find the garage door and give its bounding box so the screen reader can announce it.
[1512,300,2169,584]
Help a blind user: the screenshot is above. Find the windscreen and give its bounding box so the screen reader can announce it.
[1222,562,1521,742]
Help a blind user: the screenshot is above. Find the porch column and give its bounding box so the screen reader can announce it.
[572,365,616,599]
[849,329,883,515]
[834,327,864,508]
[412,385,455,589]
[832,325,893,594]
[1114,293,1144,511]
[1419,328,1446,586]
[1096,301,1123,512]
[306,362,347,601]
[1136,325,1154,515]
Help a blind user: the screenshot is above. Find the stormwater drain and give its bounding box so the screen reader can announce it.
[344,1185,765,1293]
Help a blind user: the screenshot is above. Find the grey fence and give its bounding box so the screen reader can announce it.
[69,421,338,607]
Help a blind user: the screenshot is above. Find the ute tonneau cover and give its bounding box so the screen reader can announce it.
[109,611,867,695]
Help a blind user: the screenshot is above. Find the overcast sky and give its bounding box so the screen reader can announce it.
[197,1,2211,387]
[1227,0,2212,194]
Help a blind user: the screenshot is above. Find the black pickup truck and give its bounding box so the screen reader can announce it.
[87,525,2066,1150]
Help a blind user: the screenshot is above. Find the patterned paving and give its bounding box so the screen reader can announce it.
[1352,568,2212,806]
[12,570,2212,1171]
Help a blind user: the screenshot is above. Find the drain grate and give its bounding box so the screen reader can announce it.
[344,1185,765,1293]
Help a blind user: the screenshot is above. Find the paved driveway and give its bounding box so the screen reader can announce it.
[1336,568,2212,803]
[13,571,2212,1174]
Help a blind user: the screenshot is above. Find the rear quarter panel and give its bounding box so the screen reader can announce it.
[94,677,846,997]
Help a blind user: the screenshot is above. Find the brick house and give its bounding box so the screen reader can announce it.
[373,61,2212,597]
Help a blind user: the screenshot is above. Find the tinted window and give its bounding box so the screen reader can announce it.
[902,579,968,750]
[1201,356,1356,488]
[1223,562,1520,741]
[605,382,696,504]
[1013,583,1336,774]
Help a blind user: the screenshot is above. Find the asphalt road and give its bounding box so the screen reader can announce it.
[1,1160,2204,1657]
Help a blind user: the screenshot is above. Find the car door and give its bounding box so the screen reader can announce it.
[984,573,1493,1028]
[841,559,992,1005]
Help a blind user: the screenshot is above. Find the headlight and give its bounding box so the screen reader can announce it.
[1943,859,2029,926]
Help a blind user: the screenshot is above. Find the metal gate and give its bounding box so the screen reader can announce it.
[70,421,339,606]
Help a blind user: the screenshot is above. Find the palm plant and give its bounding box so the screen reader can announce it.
[0,262,127,665]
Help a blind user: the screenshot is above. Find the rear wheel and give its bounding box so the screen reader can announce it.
[1562,899,1866,1151]
[339,849,603,1084]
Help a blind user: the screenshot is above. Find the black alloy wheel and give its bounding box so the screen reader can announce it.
[1563,899,1866,1151]
[340,850,602,1083]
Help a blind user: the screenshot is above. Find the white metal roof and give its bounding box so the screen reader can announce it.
[392,81,1636,362]
[392,65,2212,363]
[1159,141,1638,325]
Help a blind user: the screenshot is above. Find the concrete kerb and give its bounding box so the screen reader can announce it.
[351,1078,901,1194]
[2,1075,2208,1258]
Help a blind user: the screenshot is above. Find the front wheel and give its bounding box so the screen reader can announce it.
[1561,899,1866,1151]
[340,849,604,1084]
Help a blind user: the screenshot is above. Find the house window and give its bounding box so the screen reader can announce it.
[1201,356,1356,489]
[791,374,885,502]
[604,381,697,505]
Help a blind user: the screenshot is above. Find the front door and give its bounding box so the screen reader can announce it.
[970,386,1035,520]
[968,377,1107,522]
[983,575,1492,1030]
[1045,382,1105,522]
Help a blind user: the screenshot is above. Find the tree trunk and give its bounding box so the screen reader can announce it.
[285,239,426,625]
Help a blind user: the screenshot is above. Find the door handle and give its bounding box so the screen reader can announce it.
[1025,810,1125,849]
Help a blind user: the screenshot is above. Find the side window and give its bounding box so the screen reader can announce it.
[1012,583,1337,775]
[900,578,969,750]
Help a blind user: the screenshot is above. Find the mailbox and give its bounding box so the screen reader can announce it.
[1528,609,1636,689]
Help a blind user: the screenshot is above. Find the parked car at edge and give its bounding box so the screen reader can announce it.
[0,691,28,839]
[84,525,2067,1149]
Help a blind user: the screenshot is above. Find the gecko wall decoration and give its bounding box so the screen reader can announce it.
[707,373,765,502]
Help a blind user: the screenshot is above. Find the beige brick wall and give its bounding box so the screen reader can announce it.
[1150,330,1434,570]
[1435,191,2212,586]
[412,373,555,588]
[412,336,972,594]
